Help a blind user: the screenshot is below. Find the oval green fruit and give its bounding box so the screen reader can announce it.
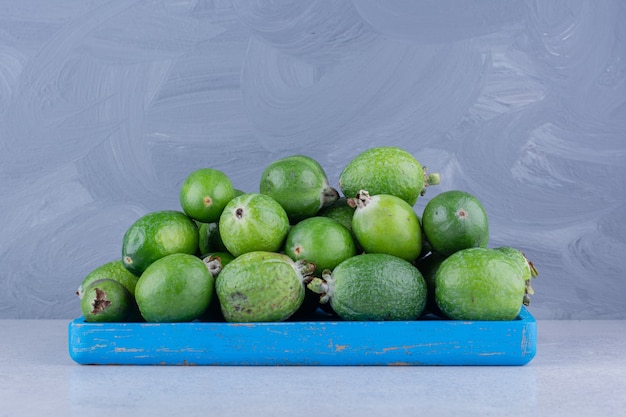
[197,222,228,256]
[339,146,439,205]
[77,259,139,299]
[260,155,339,223]
[307,253,427,321]
[122,210,199,276]
[317,197,355,233]
[422,190,489,256]
[134,253,214,322]
[415,251,447,316]
[80,279,135,322]
[350,190,422,262]
[180,168,235,223]
[219,193,290,257]
[216,251,315,322]
[435,247,527,321]
[284,216,356,275]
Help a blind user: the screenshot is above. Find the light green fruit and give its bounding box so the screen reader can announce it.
[218,193,290,257]
[349,190,422,262]
[216,251,315,322]
[122,210,199,276]
[134,253,214,322]
[307,253,427,321]
[339,146,439,205]
[80,279,135,322]
[260,155,339,223]
[77,260,139,299]
[180,168,235,223]
[284,216,357,275]
[435,247,530,321]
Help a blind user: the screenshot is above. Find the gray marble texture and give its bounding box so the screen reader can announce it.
[1,0,625,319]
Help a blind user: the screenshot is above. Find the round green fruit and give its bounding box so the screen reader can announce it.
[260,155,339,223]
[216,251,315,322]
[349,190,422,262]
[180,168,235,223]
[134,253,214,322]
[421,190,489,256]
[284,216,356,275]
[80,279,135,322]
[122,210,199,276]
[339,146,439,205]
[435,247,528,321]
[307,253,427,321]
[77,259,138,299]
[219,193,290,257]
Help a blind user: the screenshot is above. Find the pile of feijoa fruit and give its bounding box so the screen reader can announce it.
[76,146,538,323]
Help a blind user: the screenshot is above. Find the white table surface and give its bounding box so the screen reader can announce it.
[1,318,624,417]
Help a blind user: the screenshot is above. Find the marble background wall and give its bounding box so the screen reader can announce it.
[1,0,624,319]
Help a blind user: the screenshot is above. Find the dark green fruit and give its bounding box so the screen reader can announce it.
[179,168,235,223]
[260,155,339,223]
[422,190,489,256]
[122,210,199,276]
[77,260,138,299]
[349,190,422,262]
[134,253,214,322]
[339,146,440,205]
[284,216,356,275]
[317,197,355,232]
[197,222,228,256]
[307,253,427,321]
[80,279,135,322]
[219,193,290,257]
[435,247,530,321]
[216,251,315,322]
[415,251,447,316]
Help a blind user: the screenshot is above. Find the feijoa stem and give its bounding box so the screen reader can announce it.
[321,184,340,207]
[420,167,441,196]
[523,253,538,306]
[306,269,334,304]
[347,190,371,209]
[203,255,223,277]
[295,260,316,283]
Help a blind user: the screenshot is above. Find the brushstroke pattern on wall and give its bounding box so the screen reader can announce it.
[1,0,624,319]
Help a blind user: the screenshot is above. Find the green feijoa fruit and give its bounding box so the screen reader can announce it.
[317,197,355,232]
[339,146,440,206]
[307,253,427,321]
[122,210,199,276]
[284,217,356,275]
[198,222,228,256]
[80,279,135,322]
[134,253,214,322]
[219,193,290,257]
[260,155,339,223]
[216,251,315,322]
[180,168,235,223]
[435,247,528,321]
[415,251,447,316]
[77,259,139,299]
[421,190,489,256]
[349,190,422,262]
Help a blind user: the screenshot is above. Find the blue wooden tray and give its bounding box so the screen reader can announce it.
[68,307,536,366]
